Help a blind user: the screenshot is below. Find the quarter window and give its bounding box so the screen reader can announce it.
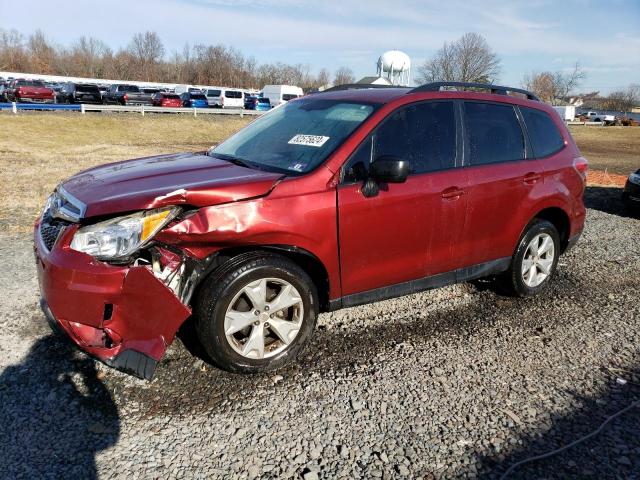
[521,107,565,158]
[342,101,456,182]
[464,102,525,165]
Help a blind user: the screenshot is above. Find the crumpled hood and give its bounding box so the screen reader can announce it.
[61,152,284,218]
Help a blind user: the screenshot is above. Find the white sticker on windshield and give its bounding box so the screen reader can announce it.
[288,134,330,148]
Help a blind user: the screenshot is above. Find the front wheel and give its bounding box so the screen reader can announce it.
[195,253,318,374]
[500,219,560,297]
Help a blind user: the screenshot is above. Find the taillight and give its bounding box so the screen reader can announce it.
[123,93,128,101]
[573,156,588,183]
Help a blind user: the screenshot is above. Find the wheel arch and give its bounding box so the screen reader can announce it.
[529,206,572,253]
[197,244,332,313]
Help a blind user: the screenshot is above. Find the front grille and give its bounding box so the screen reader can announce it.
[39,206,69,251]
[40,223,64,251]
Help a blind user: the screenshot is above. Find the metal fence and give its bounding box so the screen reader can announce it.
[0,102,263,117]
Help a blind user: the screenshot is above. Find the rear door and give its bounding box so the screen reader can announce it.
[458,101,543,266]
[337,100,468,296]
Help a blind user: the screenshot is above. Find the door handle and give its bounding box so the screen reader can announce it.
[523,172,541,185]
[441,187,464,200]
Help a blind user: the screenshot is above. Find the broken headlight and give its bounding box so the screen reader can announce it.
[70,207,180,260]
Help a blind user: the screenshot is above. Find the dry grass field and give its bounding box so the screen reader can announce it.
[0,112,637,232]
[568,126,639,175]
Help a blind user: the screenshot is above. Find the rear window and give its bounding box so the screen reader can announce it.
[207,89,221,97]
[143,88,160,94]
[17,80,45,87]
[164,94,180,99]
[464,102,525,165]
[77,84,100,92]
[191,94,207,100]
[258,98,271,104]
[283,94,300,101]
[521,107,565,158]
[119,85,140,92]
[225,90,243,98]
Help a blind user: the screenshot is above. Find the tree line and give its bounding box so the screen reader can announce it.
[0,29,356,90]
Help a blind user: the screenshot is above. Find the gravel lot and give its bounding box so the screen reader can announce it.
[0,187,638,479]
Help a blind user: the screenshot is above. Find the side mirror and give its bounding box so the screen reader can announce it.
[369,156,410,184]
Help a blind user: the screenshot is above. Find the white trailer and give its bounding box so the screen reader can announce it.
[261,85,304,107]
[552,105,576,121]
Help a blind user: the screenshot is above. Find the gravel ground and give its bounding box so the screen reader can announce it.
[0,187,638,480]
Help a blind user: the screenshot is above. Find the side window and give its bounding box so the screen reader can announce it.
[342,101,457,182]
[520,107,565,158]
[464,102,525,165]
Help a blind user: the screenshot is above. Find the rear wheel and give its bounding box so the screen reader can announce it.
[195,253,318,373]
[500,219,560,296]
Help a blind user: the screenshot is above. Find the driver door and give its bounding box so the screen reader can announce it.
[337,101,468,298]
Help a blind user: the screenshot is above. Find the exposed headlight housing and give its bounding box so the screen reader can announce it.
[70,207,180,260]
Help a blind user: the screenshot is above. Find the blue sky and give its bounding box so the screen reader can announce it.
[6,0,639,93]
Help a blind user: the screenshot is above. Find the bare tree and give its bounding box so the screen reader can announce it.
[522,62,586,105]
[334,66,355,86]
[316,68,331,89]
[127,31,165,81]
[418,33,500,84]
[601,84,640,112]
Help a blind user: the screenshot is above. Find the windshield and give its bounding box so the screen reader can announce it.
[211,98,378,174]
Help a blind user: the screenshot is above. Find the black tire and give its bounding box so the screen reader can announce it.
[500,219,560,297]
[195,252,318,374]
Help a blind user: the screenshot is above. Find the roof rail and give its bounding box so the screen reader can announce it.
[321,83,404,93]
[409,82,540,101]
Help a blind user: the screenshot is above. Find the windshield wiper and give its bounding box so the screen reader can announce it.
[209,152,255,169]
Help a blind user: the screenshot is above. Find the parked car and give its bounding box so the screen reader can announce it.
[0,83,7,102]
[103,84,149,105]
[623,169,640,210]
[262,84,303,107]
[151,92,182,108]
[244,95,272,111]
[180,92,209,108]
[582,111,616,124]
[35,81,587,380]
[57,83,102,104]
[220,89,244,109]
[5,79,54,103]
[97,84,111,99]
[205,88,222,107]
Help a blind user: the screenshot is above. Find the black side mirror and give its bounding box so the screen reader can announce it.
[369,156,410,183]
[361,156,410,198]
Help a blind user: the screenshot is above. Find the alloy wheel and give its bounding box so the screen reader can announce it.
[521,233,555,288]
[224,277,304,359]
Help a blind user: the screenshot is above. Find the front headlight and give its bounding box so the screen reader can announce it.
[629,172,640,185]
[70,207,179,259]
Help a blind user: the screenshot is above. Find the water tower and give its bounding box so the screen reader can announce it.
[377,50,411,86]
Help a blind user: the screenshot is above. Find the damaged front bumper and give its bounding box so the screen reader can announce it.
[34,224,195,380]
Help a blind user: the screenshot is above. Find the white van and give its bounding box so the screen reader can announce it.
[220,89,244,109]
[261,85,304,107]
[204,87,223,107]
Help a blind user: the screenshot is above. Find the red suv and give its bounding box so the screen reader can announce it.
[35,82,587,379]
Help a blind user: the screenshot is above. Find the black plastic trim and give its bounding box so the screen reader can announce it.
[104,349,157,381]
[329,257,511,311]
